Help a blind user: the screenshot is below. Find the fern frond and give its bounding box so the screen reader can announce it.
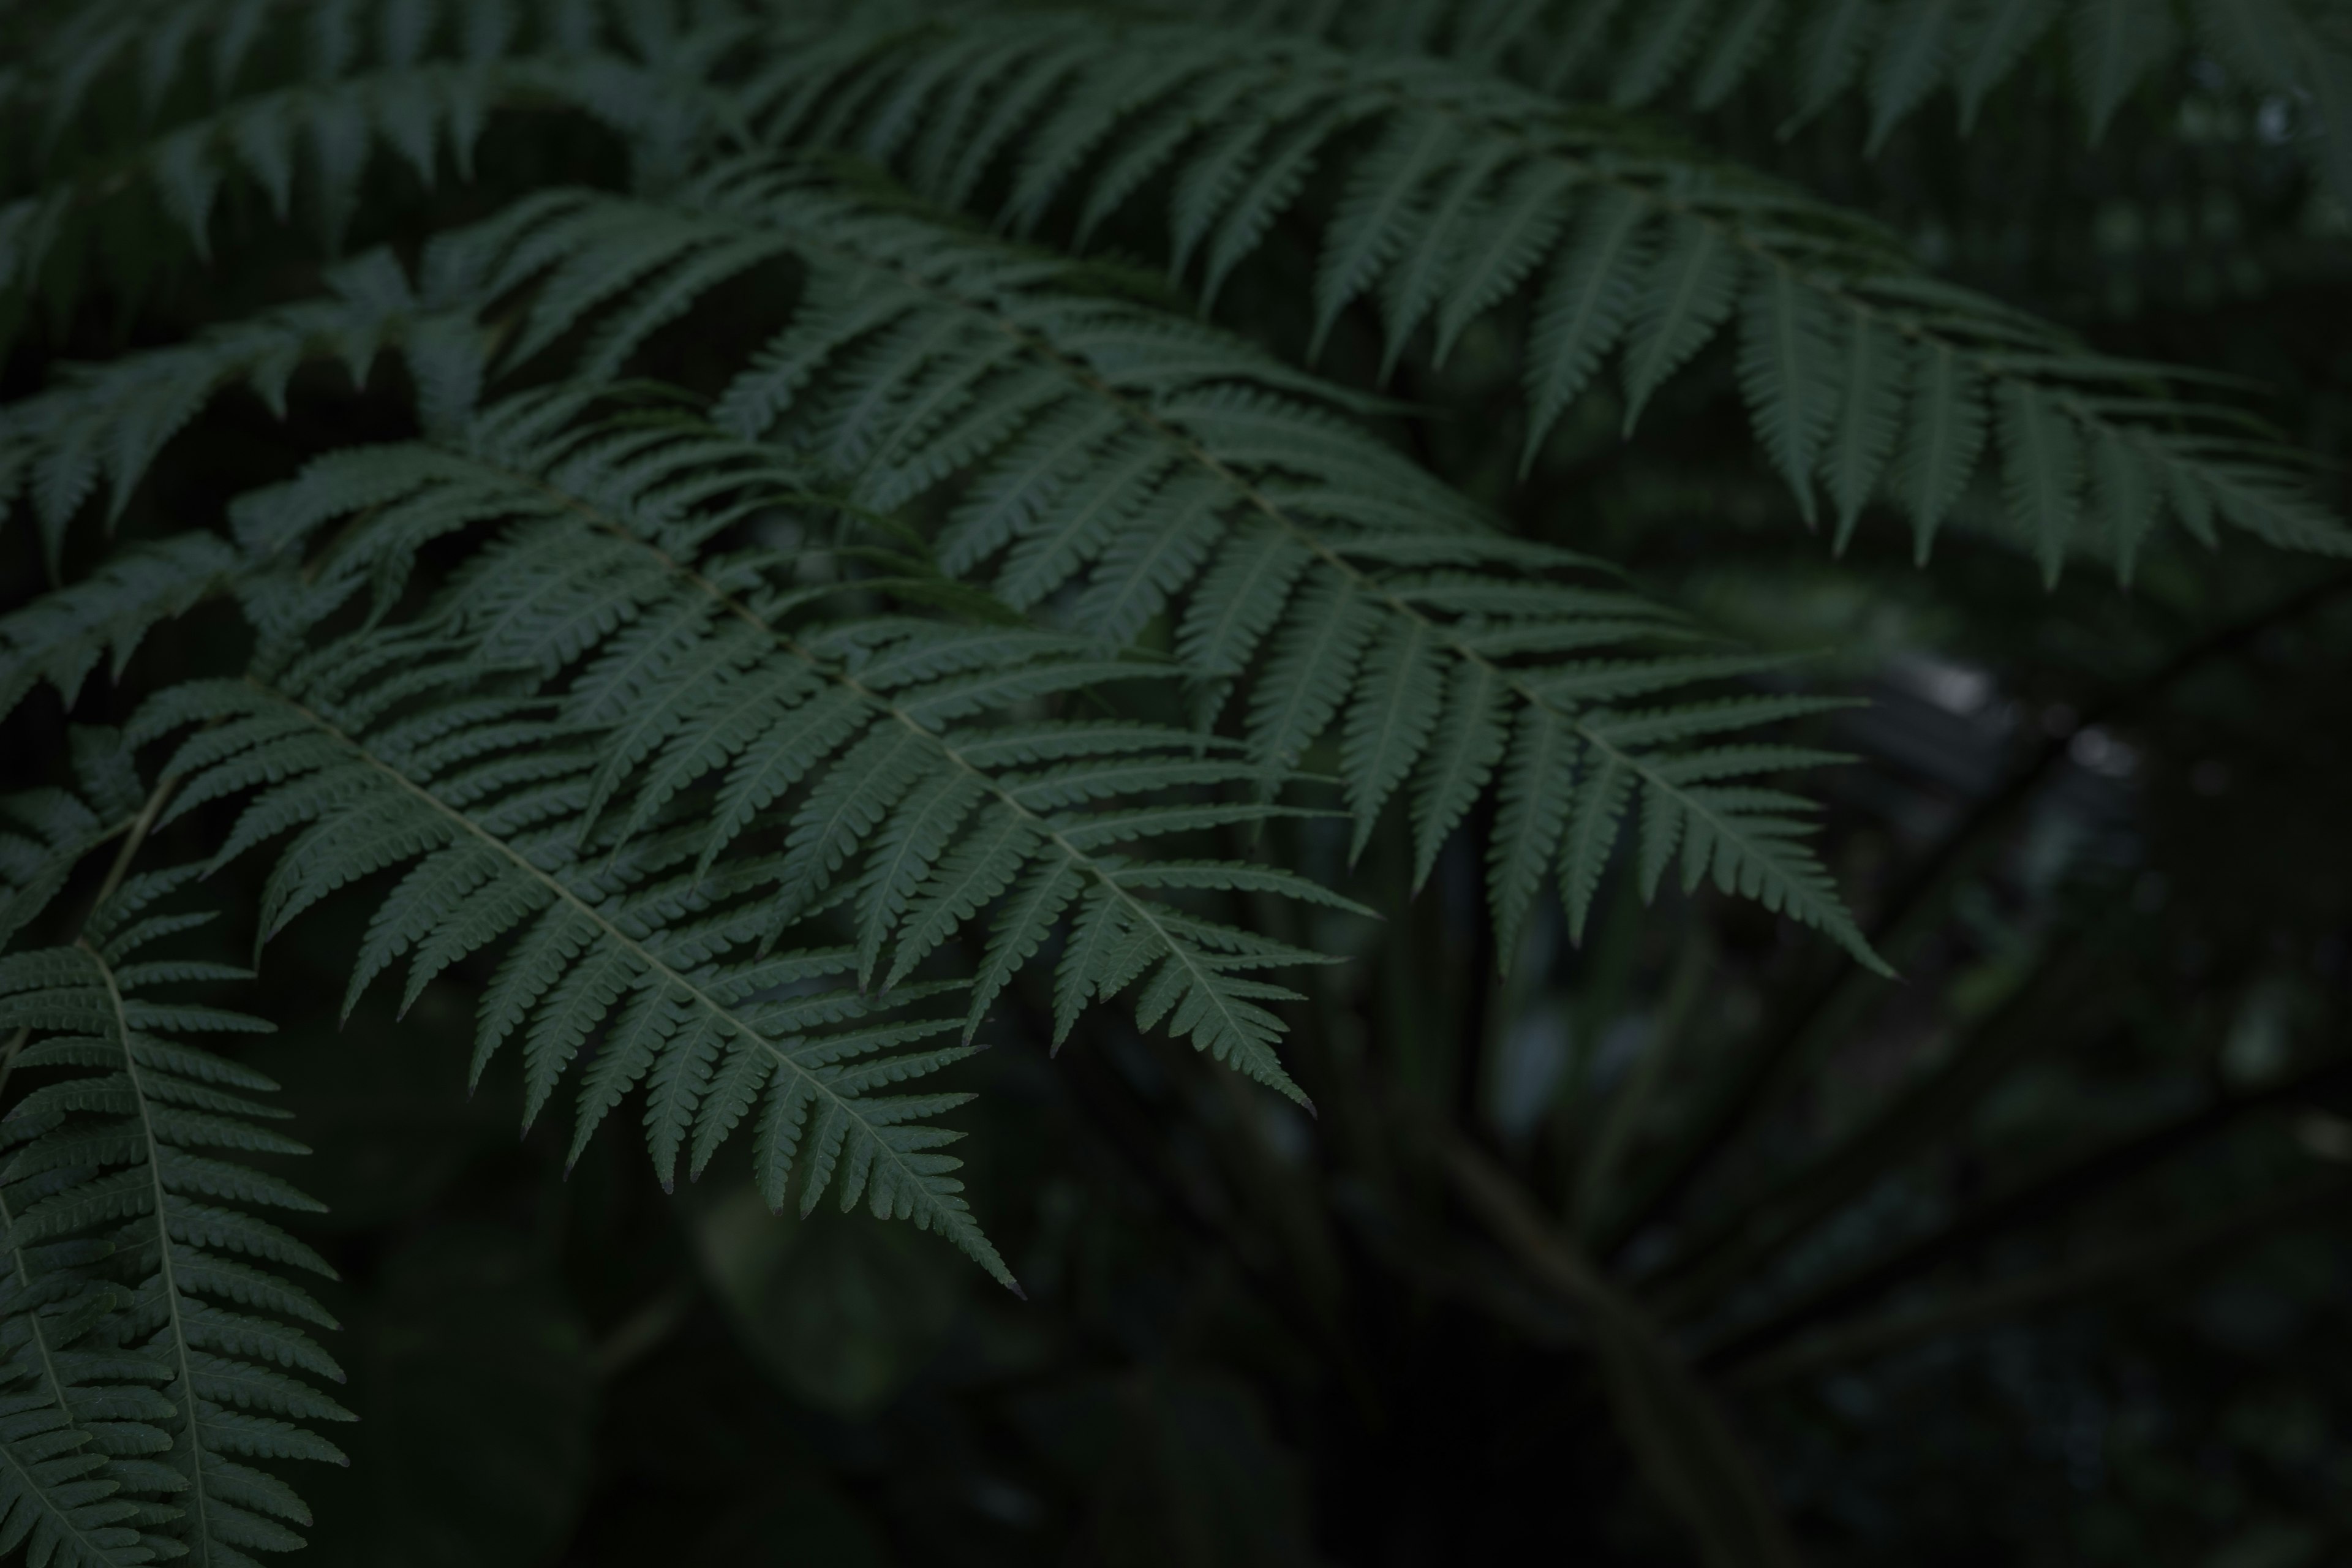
[1,0,742,181]
[227,383,1336,1107]
[134,636,1027,1287]
[0,1228,179,1568]
[2,862,351,1565]
[1204,0,2352,207]
[3,59,519,295]
[461,165,1882,969]
[0,247,484,571]
[738,10,2348,578]
[0,535,239,729]
[0,730,151,954]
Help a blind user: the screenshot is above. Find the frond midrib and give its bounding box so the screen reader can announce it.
[241,675,1012,1273]
[82,933,212,1559]
[447,436,1291,1062]
[0,1184,140,1564]
[647,186,1871,956]
[0,1417,138,1565]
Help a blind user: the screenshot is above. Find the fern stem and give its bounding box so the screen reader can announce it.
[0,769,176,1110]
[0,1190,82,1459]
[861,260,1874,965]
[80,934,219,1560]
[1723,1174,2352,1388]
[0,779,188,1532]
[1439,1134,1803,1568]
[86,773,178,919]
[1698,1046,2352,1378]
[244,676,1027,1276]
[1603,566,2352,1268]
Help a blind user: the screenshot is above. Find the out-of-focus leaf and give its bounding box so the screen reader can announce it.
[692,1483,894,1566]
[243,995,511,1229]
[301,1227,597,1566]
[1012,1364,1320,1568]
[692,1183,966,1420]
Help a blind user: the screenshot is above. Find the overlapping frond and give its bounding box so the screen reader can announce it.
[0,534,240,730]
[0,1237,178,1568]
[0,731,152,956]
[1185,0,2352,205]
[228,382,1348,1102]
[0,246,487,571]
[734,9,2348,578]
[71,375,1360,1290]
[132,641,1032,1289]
[1,858,351,1565]
[0,0,752,179]
[461,164,1880,968]
[0,0,758,339]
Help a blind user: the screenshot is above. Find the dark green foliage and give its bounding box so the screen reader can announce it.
[3,1,2349,1564]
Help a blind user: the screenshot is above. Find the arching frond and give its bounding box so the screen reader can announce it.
[0,535,240,729]
[0,750,186,1568]
[236,382,1341,1098]
[464,165,1880,969]
[0,730,152,954]
[2,869,351,1566]
[0,246,486,571]
[135,633,1032,1288]
[0,1251,179,1568]
[0,0,756,356]
[96,376,1360,1295]
[734,10,2348,577]
[1184,0,2352,205]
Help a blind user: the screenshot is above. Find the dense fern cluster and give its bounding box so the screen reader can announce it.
[745,6,2347,576]
[2,0,2346,1560]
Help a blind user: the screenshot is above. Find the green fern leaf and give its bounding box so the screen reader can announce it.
[1890,340,1988,564]
[1822,307,1909,551]
[1791,0,1882,123]
[1522,186,1651,472]
[2,895,351,1566]
[0,535,239,728]
[1611,0,1716,107]
[1956,0,2063,131]
[2072,0,2177,140]
[1737,260,1841,526]
[1619,214,1741,435]
[1311,111,1458,361]
[1487,706,1581,963]
[1865,0,1962,153]
[1996,381,2084,585]
[1691,0,1786,110]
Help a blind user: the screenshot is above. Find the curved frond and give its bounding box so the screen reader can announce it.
[466,165,1883,969]
[0,0,756,329]
[232,383,1336,1102]
[135,636,1030,1288]
[2,870,349,1566]
[0,247,483,571]
[0,534,240,729]
[736,10,2348,578]
[1194,0,2352,206]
